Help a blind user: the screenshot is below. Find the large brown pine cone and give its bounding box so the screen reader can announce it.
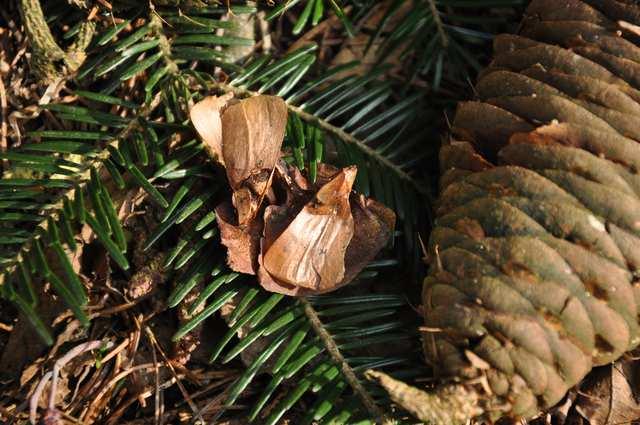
[424,0,640,419]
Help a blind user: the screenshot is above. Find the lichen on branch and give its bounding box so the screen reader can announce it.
[19,0,95,81]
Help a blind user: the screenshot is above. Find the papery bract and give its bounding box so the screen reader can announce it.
[262,167,356,291]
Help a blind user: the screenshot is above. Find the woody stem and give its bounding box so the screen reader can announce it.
[299,297,393,424]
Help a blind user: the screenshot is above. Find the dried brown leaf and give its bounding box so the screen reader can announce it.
[189,93,234,165]
[232,187,260,228]
[215,202,262,275]
[191,94,287,188]
[192,94,287,226]
[341,195,395,285]
[261,166,357,291]
[216,162,395,295]
[193,95,393,295]
[262,204,296,252]
[220,95,287,189]
[575,359,640,425]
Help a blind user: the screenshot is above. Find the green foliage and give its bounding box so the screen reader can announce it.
[366,0,525,91]
[1,0,521,422]
[266,0,356,36]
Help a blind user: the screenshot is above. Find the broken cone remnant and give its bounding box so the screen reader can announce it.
[190,95,395,295]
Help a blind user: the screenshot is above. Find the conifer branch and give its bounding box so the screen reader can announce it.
[205,80,429,197]
[150,13,179,75]
[0,92,163,289]
[427,0,449,48]
[300,297,392,425]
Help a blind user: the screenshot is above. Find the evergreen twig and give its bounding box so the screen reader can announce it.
[427,0,449,48]
[205,80,430,197]
[300,297,392,425]
[0,92,163,289]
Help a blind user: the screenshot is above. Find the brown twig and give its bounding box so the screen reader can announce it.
[18,0,95,80]
[143,325,205,424]
[83,363,161,421]
[299,297,392,424]
[105,376,183,425]
[100,337,131,365]
[151,336,162,425]
[427,0,449,48]
[30,340,114,424]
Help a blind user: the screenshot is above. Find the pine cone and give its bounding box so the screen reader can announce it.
[424,0,640,419]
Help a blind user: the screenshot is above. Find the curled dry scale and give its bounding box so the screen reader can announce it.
[190,94,395,295]
[366,0,640,424]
